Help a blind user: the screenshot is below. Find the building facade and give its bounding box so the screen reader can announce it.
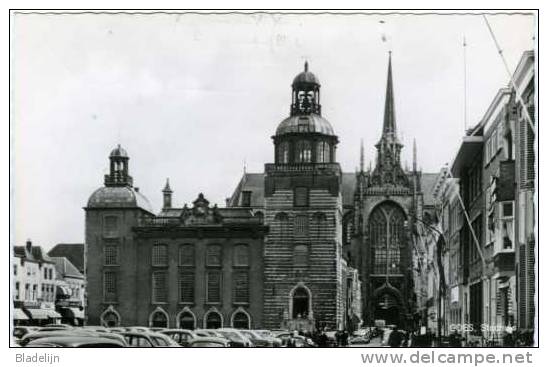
[85,147,267,328]
[13,240,61,325]
[51,257,86,325]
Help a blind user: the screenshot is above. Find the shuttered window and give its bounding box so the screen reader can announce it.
[152,271,168,303]
[178,270,194,303]
[233,271,249,304]
[207,271,221,303]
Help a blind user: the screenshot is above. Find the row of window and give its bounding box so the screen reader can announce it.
[104,244,250,267]
[276,140,333,164]
[103,270,251,305]
[101,308,252,330]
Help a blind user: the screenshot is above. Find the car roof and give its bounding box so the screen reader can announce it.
[27,335,125,347]
[189,337,228,344]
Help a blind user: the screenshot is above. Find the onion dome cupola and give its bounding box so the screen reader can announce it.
[87,144,153,213]
[274,62,338,165]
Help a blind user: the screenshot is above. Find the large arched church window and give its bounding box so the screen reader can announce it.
[369,202,405,274]
[295,140,312,163]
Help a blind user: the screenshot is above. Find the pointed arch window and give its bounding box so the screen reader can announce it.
[369,203,405,274]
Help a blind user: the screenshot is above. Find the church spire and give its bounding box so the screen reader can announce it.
[360,139,365,172]
[382,52,398,137]
[413,138,417,172]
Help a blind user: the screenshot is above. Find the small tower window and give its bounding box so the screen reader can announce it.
[277,142,290,164]
[293,245,309,267]
[294,215,309,236]
[295,140,312,163]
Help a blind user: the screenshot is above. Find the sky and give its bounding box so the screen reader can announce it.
[11,12,535,250]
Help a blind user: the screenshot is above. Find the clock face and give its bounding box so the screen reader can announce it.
[196,205,206,216]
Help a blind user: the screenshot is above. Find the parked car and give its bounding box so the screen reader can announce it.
[194,329,226,338]
[126,326,152,333]
[147,332,180,347]
[188,337,231,347]
[37,325,73,332]
[240,330,280,347]
[115,331,156,347]
[19,329,96,347]
[253,330,282,347]
[13,326,39,341]
[216,328,254,347]
[26,336,125,348]
[159,329,197,347]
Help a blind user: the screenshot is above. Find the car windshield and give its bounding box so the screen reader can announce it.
[191,341,224,347]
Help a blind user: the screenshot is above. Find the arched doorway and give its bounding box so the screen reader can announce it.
[178,311,196,330]
[150,310,168,328]
[205,311,222,329]
[374,293,401,326]
[101,311,120,327]
[232,311,250,329]
[292,287,310,319]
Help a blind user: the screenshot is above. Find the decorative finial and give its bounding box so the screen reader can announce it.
[163,177,172,192]
[304,61,309,72]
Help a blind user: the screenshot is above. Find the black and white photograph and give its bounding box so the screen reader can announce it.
[9,8,538,356]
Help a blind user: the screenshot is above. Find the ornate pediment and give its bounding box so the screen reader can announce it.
[180,193,222,225]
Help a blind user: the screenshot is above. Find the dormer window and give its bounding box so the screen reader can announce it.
[241,191,251,207]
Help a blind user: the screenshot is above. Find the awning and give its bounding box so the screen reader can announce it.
[14,308,28,320]
[56,286,72,297]
[26,308,49,320]
[46,310,62,318]
[450,136,483,178]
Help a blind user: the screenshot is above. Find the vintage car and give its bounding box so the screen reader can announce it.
[25,335,126,348]
[215,328,254,347]
[159,329,197,347]
[147,332,180,347]
[114,331,157,347]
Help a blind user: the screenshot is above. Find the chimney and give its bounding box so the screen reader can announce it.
[25,239,32,253]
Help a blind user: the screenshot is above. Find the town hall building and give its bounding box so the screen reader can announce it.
[85,55,435,331]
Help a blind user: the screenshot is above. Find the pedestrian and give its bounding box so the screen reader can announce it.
[388,326,403,347]
[342,330,349,347]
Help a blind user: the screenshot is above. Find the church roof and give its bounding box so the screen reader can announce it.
[87,186,153,213]
[227,171,439,209]
[227,173,265,208]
